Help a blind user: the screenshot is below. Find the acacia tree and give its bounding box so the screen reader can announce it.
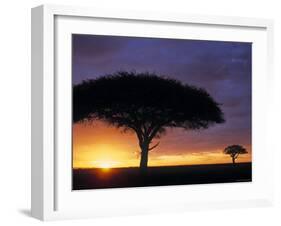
[223,145,247,164]
[73,71,225,171]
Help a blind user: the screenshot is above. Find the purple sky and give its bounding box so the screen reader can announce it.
[72,34,252,156]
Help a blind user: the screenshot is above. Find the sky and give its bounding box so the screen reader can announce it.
[72,34,252,168]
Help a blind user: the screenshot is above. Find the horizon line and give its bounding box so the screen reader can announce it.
[73,162,252,170]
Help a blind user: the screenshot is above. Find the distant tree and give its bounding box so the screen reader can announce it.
[223,145,247,164]
[73,71,225,171]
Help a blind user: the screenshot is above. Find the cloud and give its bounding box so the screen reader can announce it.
[72,34,129,59]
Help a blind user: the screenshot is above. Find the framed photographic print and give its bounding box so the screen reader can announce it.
[31,4,274,221]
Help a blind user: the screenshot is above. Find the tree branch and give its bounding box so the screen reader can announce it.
[234,153,239,159]
[148,120,171,142]
[148,141,160,151]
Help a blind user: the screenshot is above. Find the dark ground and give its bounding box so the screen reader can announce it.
[72,162,252,190]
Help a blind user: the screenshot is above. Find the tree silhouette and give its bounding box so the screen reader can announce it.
[73,71,225,171]
[223,145,247,164]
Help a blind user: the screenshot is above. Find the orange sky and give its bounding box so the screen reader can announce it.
[73,121,252,169]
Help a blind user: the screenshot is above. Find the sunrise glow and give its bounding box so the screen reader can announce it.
[72,122,251,169]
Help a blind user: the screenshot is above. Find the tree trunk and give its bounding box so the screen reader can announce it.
[139,142,149,172]
[232,157,236,164]
[136,127,160,172]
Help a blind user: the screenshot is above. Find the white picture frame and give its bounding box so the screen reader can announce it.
[31,4,274,221]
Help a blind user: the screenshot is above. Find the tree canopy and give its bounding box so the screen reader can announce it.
[74,71,224,128]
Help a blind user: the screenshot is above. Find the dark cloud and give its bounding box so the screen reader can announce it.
[72,34,129,59]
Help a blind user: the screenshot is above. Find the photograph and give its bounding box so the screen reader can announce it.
[72,34,252,190]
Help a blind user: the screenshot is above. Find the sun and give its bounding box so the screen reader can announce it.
[99,162,112,169]
[95,159,119,170]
